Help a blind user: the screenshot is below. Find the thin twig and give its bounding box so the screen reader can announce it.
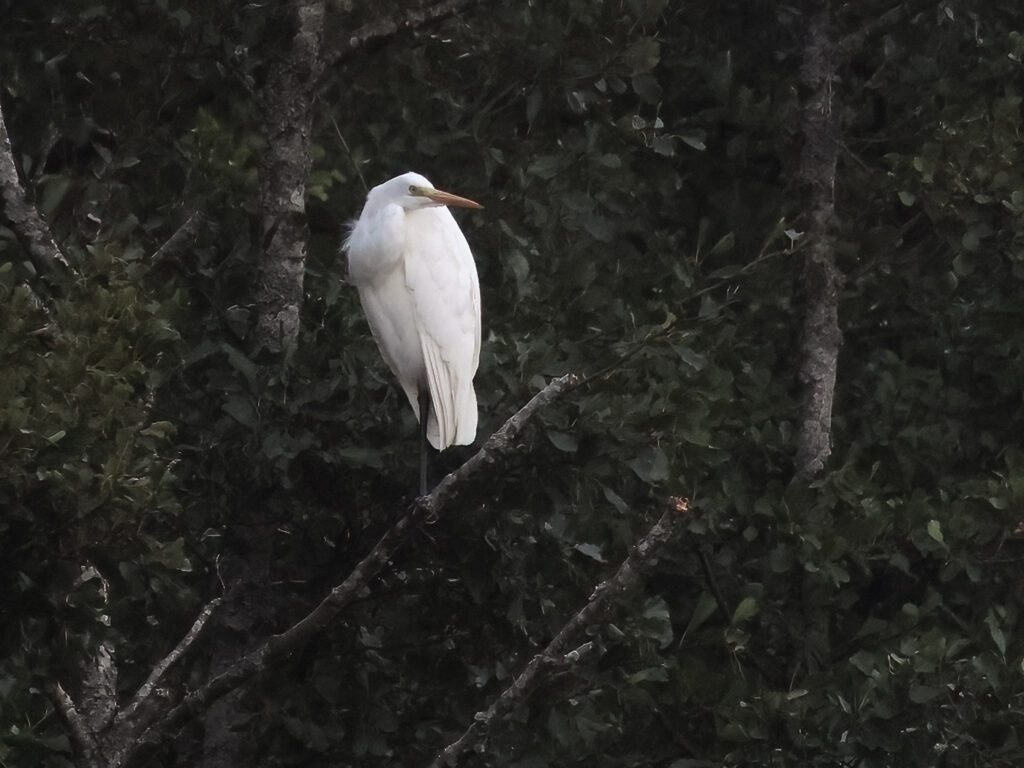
[327,0,484,66]
[116,597,223,728]
[150,210,215,269]
[328,113,368,193]
[430,505,685,768]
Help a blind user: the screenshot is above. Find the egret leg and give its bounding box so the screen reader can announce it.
[418,387,430,496]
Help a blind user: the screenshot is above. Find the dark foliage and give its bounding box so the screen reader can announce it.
[1,1,1023,766]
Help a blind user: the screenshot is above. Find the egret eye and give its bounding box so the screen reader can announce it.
[408,185,417,194]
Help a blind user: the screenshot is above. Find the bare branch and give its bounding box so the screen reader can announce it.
[420,373,581,516]
[149,210,215,269]
[328,0,484,66]
[129,374,579,758]
[0,98,76,294]
[49,682,98,762]
[116,597,223,728]
[430,504,686,768]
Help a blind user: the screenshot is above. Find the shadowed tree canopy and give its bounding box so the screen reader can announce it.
[2,1,1024,766]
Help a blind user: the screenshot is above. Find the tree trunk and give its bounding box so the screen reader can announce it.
[252,0,326,356]
[198,2,327,765]
[794,2,843,480]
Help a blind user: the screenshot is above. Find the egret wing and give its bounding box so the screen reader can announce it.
[403,207,481,449]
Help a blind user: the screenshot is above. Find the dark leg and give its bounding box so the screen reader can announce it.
[418,387,430,496]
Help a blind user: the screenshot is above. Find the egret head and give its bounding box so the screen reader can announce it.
[373,171,483,211]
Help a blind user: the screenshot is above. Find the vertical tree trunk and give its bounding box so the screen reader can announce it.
[795,3,843,480]
[200,2,326,765]
[794,3,843,685]
[252,0,326,356]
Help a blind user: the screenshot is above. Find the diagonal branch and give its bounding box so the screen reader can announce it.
[115,596,223,729]
[49,682,99,762]
[149,210,215,271]
[129,373,579,759]
[0,98,76,295]
[327,0,485,66]
[430,504,686,768]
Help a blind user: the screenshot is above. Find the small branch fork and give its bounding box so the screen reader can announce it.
[48,597,221,768]
[115,597,224,729]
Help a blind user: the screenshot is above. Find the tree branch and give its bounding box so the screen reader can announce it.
[430,503,686,768]
[149,210,215,271]
[129,374,579,760]
[0,97,75,295]
[794,5,843,479]
[252,0,327,356]
[115,597,223,729]
[327,0,484,66]
[49,682,98,763]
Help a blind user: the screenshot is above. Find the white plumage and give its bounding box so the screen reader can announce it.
[344,172,482,451]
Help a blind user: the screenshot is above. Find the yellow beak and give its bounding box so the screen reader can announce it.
[423,188,484,209]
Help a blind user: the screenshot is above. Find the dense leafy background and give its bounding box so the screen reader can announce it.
[2,0,1023,765]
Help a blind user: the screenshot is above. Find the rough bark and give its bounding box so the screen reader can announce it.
[49,596,221,768]
[0,97,76,297]
[794,3,842,688]
[252,0,327,356]
[794,3,843,480]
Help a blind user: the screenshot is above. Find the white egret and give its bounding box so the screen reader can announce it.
[344,172,483,494]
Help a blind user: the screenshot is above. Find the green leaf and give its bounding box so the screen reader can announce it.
[574,542,605,562]
[223,395,258,429]
[730,596,758,625]
[926,519,944,545]
[44,430,66,445]
[708,232,735,256]
[139,420,176,439]
[547,431,578,452]
[651,134,675,157]
[627,447,670,483]
[986,610,1007,655]
[621,37,660,73]
[682,591,720,639]
[221,343,258,387]
[627,665,669,684]
[679,130,707,151]
[640,596,674,648]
